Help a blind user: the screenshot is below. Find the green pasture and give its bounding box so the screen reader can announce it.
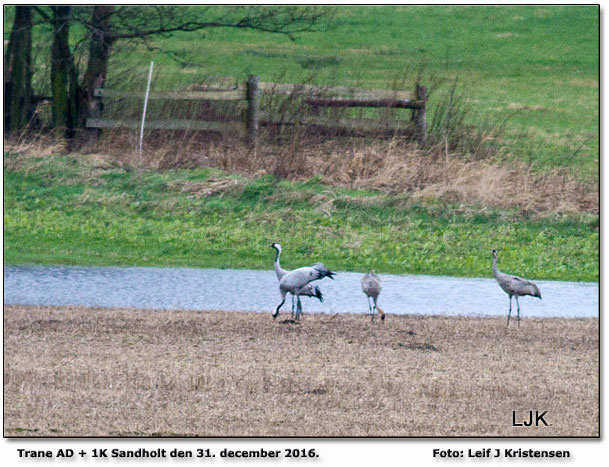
[110,5,598,178]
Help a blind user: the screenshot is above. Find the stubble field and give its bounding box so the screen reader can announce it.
[4,305,598,437]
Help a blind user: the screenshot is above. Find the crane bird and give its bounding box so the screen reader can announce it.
[361,270,385,322]
[492,249,541,327]
[270,243,323,318]
[273,262,335,321]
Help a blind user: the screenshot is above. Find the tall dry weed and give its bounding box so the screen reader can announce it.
[262,139,598,215]
[4,133,69,160]
[5,129,597,216]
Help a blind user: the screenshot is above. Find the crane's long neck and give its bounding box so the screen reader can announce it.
[492,255,500,278]
[274,248,287,279]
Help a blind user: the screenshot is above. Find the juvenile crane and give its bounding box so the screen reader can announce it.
[273,261,335,321]
[270,243,323,318]
[361,270,385,322]
[492,249,541,327]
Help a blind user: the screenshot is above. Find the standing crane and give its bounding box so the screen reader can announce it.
[361,270,385,322]
[273,262,335,321]
[270,243,323,318]
[492,249,541,327]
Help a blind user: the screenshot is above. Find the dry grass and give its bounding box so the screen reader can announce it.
[4,133,597,215]
[3,134,70,166]
[85,141,607,216]
[186,139,598,215]
[309,141,598,215]
[4,305,598,437]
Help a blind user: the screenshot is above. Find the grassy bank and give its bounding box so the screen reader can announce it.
[4,305,599,437]
[3,146,598,281]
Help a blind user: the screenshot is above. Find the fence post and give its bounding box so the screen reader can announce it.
[414,84,428,143]
[139,61,154,161]
[246,74,260,147]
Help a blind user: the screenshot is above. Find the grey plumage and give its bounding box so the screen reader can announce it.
[273,260,335,321]
[361,270,385,322]
[492,249,541,327]
[270,243,323,318]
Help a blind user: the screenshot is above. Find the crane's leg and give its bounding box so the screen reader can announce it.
[507,296,512,327]
[371,297,376,322]
[273,290,287,319]
[376,304,386,321]
[515,296,521,328]
[291,295,295,319]
[367,296,373,318]
[296,296,303,321]
[373,297,385,322]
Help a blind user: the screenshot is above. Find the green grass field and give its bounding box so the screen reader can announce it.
[3,151,598,281]
[107,5,598,178]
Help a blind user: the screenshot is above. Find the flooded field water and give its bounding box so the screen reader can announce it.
[3,265,598,319]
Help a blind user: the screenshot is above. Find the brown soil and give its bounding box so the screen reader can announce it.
[4,305,598,437]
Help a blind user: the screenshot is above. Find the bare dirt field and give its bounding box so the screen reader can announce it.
[4,305,598,437]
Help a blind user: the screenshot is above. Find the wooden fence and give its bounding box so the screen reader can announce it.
[86,75,427,144]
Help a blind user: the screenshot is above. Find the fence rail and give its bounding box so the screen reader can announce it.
[86,118,241,133]
[93,88,247,101]
[304,97,423,109]
[87,75,427,144]
[184,81,416,100]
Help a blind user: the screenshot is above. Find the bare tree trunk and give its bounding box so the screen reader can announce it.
[50,6,79,137]
[4,6,33,133]
[80,6,114,128]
